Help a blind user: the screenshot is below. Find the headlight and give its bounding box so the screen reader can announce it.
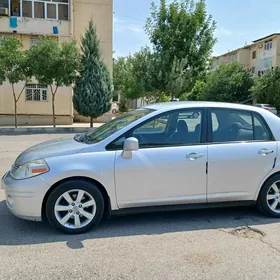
[11,159,49,180]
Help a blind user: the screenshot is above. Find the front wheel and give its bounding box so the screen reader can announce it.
[258,174,280,217]
[46,180,104,234]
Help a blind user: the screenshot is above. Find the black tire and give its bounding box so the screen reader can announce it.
[258,174,280,218]
[46,179,105,234]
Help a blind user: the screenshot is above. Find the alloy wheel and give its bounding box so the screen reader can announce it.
[266,182,280,214]
[54,189,96,229]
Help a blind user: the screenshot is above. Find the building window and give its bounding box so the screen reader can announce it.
[0,0,8,8]
[251,66,255,74]
[34,1,44,18]
[264,57,273,69]
[46,2,56,19]
[30,37,38,46]
[264,40,272,51]
[58,2,68,21]
[20,0,69,21]
[252,50,256,59]
[10,1,20,16]
[26,84,48,101]
[22,0,32,17]
[0,0,9,12]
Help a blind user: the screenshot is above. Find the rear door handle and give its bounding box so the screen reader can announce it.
[187,153,203,160]
[258,149,274,155]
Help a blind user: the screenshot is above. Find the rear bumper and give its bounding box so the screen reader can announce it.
[1,171,50,222]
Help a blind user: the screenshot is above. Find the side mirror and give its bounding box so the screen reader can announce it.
[122,137,139,159]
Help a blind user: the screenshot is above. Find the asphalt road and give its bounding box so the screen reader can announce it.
[1,134,280,280]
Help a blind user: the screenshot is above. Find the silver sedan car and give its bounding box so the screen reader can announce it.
[2,102,280,234]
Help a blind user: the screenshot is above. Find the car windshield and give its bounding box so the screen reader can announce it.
[85,108,154,143]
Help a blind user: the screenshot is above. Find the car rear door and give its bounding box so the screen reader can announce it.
[207,108,277,202]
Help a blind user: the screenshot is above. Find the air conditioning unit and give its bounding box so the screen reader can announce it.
[0,7,9,16]
[258,44,263,49]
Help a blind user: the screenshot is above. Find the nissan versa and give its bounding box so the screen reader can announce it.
[2,102,280,234]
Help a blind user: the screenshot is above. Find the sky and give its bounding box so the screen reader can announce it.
[113,0,280,58]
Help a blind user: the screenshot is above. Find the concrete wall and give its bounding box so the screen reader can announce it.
[73,0,113,74]
[0,80,74,126]
[0,83,73,115]
[238,49,250,68]
[1,33,70,49]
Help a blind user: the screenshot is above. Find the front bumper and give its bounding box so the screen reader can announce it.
[1,171,50,222]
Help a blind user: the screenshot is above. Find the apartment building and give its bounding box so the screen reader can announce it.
[210,33,280,77]
[0,0,113,125]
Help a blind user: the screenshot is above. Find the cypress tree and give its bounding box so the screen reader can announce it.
[74,19,112,127]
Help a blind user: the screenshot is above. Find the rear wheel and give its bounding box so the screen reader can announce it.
[258,174,280,217]
[46,180,104,234]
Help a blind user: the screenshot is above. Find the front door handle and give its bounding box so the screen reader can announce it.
[258,149,274,155]
[186,153,203,160]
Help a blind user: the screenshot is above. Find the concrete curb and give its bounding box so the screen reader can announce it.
[0,127,95,135]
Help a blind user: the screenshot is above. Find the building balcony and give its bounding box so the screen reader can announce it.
[0,0,71,36]
[0,16,71,36]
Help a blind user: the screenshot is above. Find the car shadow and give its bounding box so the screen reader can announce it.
[0,199,279,248]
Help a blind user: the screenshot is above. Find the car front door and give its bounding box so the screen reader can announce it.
[112,108,208,209]
[207,108,277,203]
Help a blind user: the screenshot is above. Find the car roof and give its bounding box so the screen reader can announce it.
[143,101,262,112]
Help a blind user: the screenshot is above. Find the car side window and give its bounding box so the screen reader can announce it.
[133,114,169,134]
[210,109,273,143]
[253,114,271,141]
[211,109,253,143]
[176,111,202,143]
[131,109,203,148]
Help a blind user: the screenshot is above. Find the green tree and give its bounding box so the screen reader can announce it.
[166,57,195,98]
[114,48,173,106]
[159,93,170,102]
[130,47,173,103]
[113,56,142,101]
[132,47,165,100]
[145,0,216,96]
[73,20,112,127]
[201,62,253,103]
[0,37,32,128]
[180,80,206,101]
[28,37,80,127]
[251,68,280,111]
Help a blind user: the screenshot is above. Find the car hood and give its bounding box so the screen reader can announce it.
[15,135,87,165]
